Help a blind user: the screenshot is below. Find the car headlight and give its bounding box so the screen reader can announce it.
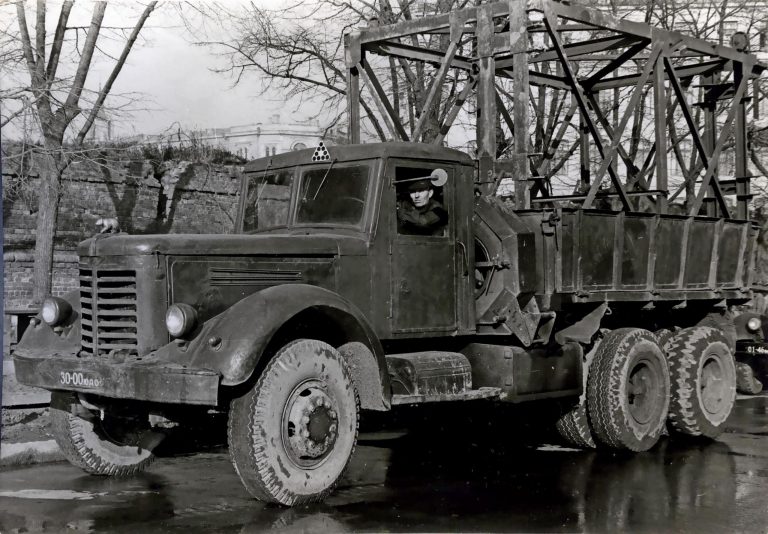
[746,317,762,334]
[41,297,72,326]
[166,303,197,338]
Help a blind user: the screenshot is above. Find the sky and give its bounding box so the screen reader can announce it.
[106,2,298,137]
[1,1,314,140]
[105,1,300,137]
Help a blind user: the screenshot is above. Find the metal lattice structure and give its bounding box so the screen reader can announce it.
[345,0,766,219]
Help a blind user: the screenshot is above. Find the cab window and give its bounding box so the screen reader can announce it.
[296,164,370,226]
[394,166,449,237]
[242,169,294,232]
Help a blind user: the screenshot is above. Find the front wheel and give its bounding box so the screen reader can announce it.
[228,339,359,506]
[50,391,163,476]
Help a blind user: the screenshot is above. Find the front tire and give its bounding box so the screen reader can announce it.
[665,327,736,438]
[228,339,359,506]
[50,391,161,476]
[587,328,670,451]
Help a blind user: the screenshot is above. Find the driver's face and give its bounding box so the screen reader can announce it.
[409,187,433,208]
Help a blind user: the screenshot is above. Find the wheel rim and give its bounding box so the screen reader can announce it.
[700,355,727,415]
[627,357,663,426]
[282,379,339,468]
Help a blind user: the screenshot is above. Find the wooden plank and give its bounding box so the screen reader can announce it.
[584,39,649,88]
[654,50,668,213]
[411,26,461,141]
[435,74,477,144]
[591,59,726,91]
[541,4,629,210]
[583,45,664,208]
[360,57,409,141]
[532,34,633,63]
[688,71,750,216]
[345,33,361,144]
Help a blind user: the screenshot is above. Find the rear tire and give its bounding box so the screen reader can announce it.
[50,391,161,476]
[587,328,670,451]
[556,402,596,449]
[697,311,737,352]
[228,339,359,506]
[665,327,736,438]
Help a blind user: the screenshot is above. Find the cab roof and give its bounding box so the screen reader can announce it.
[243,142,473,172]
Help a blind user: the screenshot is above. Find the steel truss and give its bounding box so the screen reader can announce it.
[345,0,766,219]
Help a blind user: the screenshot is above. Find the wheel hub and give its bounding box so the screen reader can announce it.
[627,361,659,425]
[283,382,339,467]
[701,356,726,415]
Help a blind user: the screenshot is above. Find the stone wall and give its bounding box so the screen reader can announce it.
[3,156,242,311]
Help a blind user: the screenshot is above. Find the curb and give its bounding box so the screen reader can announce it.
[0,440,64,468]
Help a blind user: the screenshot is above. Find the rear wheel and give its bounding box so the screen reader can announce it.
[665,327,736,438]
[556,340,600,449]
[587,328,670,451]
[50,391,162,476]
[556,402,596,449]
[228,339,359,506]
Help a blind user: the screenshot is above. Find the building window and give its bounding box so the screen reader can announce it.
[293,142,307,151]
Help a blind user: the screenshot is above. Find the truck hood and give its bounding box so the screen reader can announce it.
[78,232,368,257]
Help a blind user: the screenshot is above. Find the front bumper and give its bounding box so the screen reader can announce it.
[13,349,220,406]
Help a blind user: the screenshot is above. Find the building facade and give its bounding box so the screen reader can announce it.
[140,114,346,160]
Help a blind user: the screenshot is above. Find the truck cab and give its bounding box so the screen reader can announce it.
[236,142,476,338]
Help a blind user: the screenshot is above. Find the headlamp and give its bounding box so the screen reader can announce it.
[166,303,198,338]
[41,297,72,326]
[746,317,762,334]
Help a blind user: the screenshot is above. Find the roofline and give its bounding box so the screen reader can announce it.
[243,142,474,172]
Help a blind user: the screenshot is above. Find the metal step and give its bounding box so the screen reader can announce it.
[391,387,502,405]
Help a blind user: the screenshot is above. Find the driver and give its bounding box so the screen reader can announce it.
[397,178,448,236]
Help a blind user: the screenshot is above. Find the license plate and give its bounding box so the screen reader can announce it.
[59,371,104,388]
[743,343,768,357]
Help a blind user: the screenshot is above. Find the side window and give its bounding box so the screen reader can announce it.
[394,166,450,237]
[242,169,294,232]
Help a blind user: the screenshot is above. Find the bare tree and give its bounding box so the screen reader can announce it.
[3,1,157,304]
[179,0,479,144]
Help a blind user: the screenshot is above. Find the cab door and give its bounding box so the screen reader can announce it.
[389,160,458,334]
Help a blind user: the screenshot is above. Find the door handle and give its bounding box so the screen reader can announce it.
[457,241,469,276]
[399,279,411,295]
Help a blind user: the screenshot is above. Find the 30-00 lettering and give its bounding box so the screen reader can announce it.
[59,371,103,388]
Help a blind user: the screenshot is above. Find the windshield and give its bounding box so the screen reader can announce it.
[296,164,370,226]
[242,169,294,232]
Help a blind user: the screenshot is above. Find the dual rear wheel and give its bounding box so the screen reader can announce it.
[558,326,736,451]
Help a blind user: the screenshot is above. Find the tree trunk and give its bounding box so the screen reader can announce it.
[32,147,64,306]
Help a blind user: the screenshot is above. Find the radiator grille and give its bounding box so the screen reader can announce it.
[80,266,138,356]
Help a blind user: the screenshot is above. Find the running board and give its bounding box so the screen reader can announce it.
[391,387,502,405]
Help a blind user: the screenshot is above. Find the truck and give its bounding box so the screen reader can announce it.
[14,0,767,506]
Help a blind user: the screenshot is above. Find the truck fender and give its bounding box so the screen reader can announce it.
[178,284,390,409]
[553,302,609,345]
[16,290,81,354]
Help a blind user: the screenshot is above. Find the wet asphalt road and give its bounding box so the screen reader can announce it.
[1,394,767,534]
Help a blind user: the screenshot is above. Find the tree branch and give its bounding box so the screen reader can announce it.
[45,0,73,86]
[54,1,106,131]
[75,1,158,144]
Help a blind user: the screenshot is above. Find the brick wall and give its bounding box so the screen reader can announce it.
[3,156,242,310]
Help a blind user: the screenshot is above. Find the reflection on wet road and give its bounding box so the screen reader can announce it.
[1,394,767,533]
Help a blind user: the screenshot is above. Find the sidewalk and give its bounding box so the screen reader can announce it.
[1,357,62,467]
